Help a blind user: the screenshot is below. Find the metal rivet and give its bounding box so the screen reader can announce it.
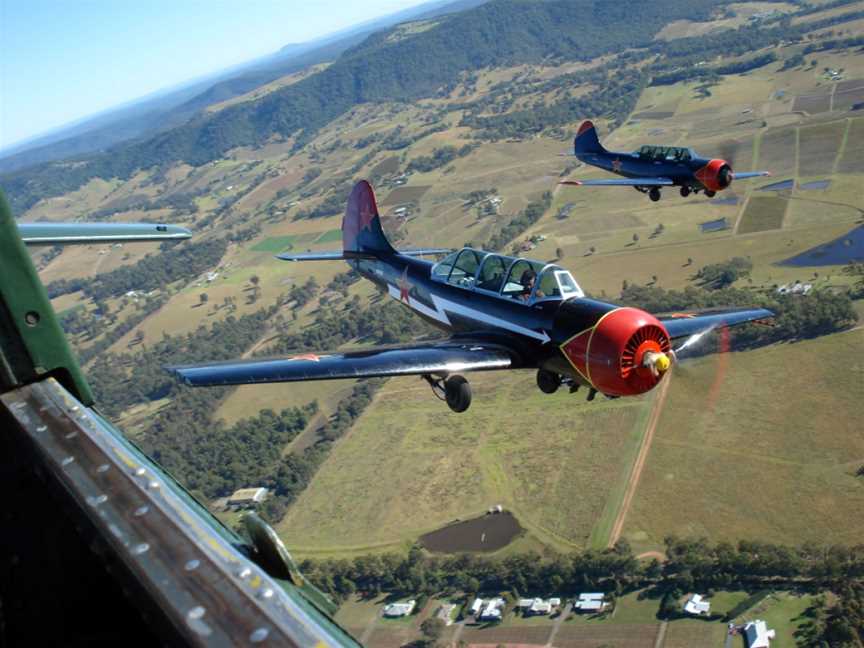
[61,456,75,467]
[249,628,269,643]
[132,543,150,555]
[236,567,252,579]
[87,494,108,507]
[12,402,25,410]
[36,425,47,432]
[96,464,110,473]
[257,588,274,600]
[24,311,40,327]
[135,467,146,476]
[148,480,160,490]
[184,559,200,571]
[64,431,78,439]
[133,505,149,517]
[71,405,79,412]
[187,606,205,620]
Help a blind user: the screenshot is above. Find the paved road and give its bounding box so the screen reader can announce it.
[653,620,668,648]
[545,602,573,647]
[450,618,466,647]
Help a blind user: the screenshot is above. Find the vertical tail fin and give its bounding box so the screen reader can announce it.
[342,180,395,256]
[574,120,606,155]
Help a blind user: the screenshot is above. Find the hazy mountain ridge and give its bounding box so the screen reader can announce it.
[1,0,722,215]
[0,0,486,176]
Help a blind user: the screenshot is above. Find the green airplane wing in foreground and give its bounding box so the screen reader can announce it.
[0,190,359,647]
[18,221,192,245]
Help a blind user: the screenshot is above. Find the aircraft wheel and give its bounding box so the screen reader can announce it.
[680,186,691,197]
[536,369,560,394]
[649,188,661,202]
[444,375,472,413]
[705,190,716,198]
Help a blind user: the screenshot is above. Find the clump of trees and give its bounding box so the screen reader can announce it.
[486,192,552,251]
[406,145,475,173]
[46,237,228,301]
[693,257,752,289]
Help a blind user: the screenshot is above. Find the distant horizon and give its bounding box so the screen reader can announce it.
[0,0,431,152]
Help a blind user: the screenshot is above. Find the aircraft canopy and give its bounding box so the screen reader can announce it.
[432,248,584,303]
[636,144,693,162]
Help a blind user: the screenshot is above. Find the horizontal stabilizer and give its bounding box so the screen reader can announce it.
[168,341,515,386]
[277,248,451,262]
[19,222,191,245]
[276,251,369,261]
[561,177,674,187]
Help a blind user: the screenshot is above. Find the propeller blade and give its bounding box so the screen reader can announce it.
[718,140,740,167]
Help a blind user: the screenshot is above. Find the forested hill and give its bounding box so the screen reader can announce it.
[1,0,718,214]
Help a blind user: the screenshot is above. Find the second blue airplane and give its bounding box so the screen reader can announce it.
[564,121,770,202]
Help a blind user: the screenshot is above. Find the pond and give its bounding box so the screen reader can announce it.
[419,512,523,553]
[780,226,864,266]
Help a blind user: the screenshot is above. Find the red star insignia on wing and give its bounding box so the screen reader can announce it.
[398,267,411,303]
[611,158,623,172]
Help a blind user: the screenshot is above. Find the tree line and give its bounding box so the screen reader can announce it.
[46,237,227,301]
[618,281,857,348]
[298,536,864,603]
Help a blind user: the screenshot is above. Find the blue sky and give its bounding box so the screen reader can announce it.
[0,0,428,150]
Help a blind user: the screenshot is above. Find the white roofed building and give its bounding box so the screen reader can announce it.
[479,597,505,621]
[683,593,711,616]
[575,593,607,612]
[744,620,776,648]
[227,487,268,508]
[469,598,484,616]
[383,600,416,617]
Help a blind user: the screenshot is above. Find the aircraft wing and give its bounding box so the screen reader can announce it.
[561,177,674,187]
[18,222,192,245]
[658,307,774,342]
[732,171,771,180]
[168,341,516,386]
[277,248,451,261]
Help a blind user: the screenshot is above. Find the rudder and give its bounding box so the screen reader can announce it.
[342,180,395,256]
[574,120,606,155]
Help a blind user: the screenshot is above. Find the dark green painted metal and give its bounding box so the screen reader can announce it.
[0,190,94,404]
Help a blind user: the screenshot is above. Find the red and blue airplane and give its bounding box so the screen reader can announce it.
[563,121,770,202]
[170,181,773,413]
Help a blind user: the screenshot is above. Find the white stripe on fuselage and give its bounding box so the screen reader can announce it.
[387,284,551,344]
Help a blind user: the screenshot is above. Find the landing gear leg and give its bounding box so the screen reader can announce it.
[705,190,716,198]
[680,186,691,198]
[587,387,598,402]
[649,188,661,202]
[536,369,561,394]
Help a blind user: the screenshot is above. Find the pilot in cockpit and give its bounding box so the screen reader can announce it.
[519,269,544,301]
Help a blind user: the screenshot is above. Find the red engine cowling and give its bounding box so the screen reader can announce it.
[560,307,672,396]
[695,159,733,192]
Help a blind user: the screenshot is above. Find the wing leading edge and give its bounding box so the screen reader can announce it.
[659,307,774,340]
[169,341,516,387]
[561,178,674,187]
[19,222,192,245]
